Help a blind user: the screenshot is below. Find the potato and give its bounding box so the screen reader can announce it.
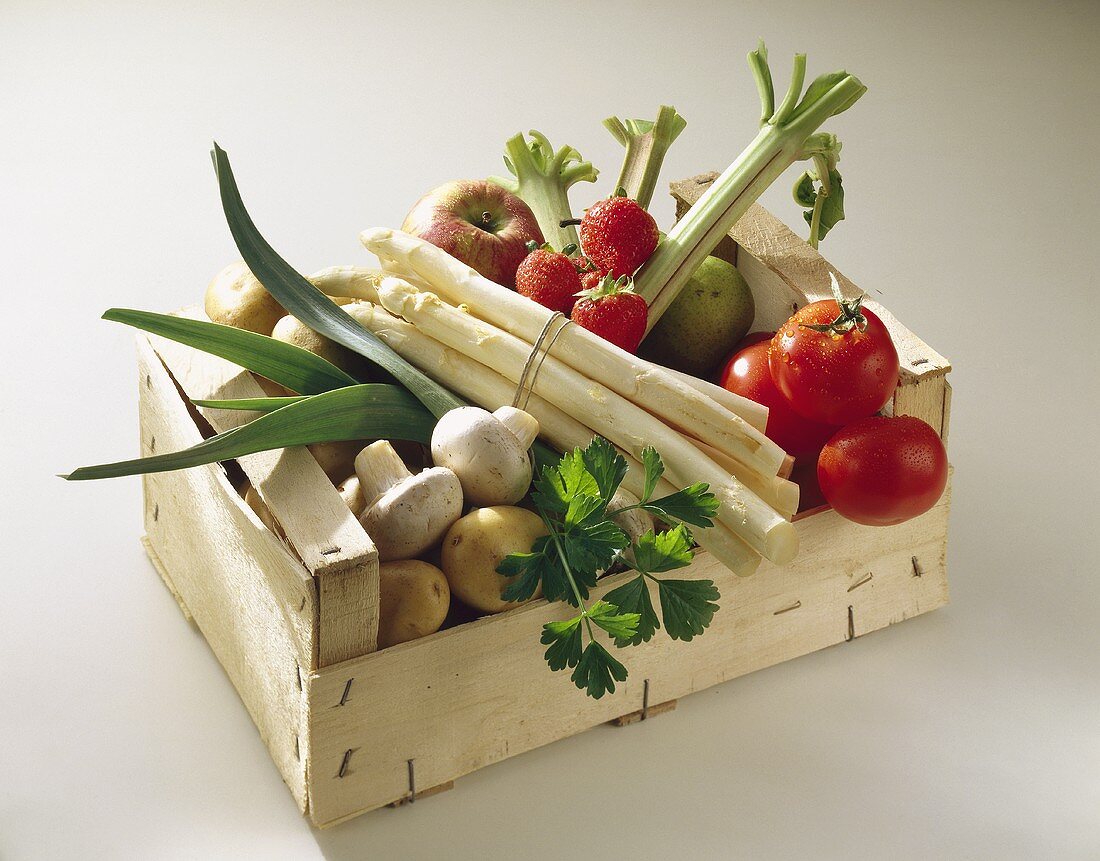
[204,261,285,335]
[441,506,546,614]
[309,440,368,483]
[336,473,366,516]
[271,314,363,374]
[378,560,450,649]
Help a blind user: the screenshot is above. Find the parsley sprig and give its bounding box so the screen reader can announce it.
[497,437,722,699]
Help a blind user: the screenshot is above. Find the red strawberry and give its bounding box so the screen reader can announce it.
[570,274,649,353]
[571,253,599,274]
[578,194,659,278]
[515,242,582,314]
[579,269,605,291]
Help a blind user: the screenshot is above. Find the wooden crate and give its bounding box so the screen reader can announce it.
[137,195,951,827]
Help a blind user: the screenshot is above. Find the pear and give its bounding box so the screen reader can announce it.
[640,256,755,377]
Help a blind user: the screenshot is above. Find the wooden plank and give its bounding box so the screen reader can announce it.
[304,480,950,826]
[148,309,380,664]
[892,374,952,441]
[670,178,951,383]
[137,335,313,812]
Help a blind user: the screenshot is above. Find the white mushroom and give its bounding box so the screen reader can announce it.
[430,406,539,507]
[354,440,463,561]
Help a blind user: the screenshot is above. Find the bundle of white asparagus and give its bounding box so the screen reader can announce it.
[307,231,801,577]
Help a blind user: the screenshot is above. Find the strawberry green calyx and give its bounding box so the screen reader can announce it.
[604,105,687,210]
[634,42,866,333]
[574,272,635,301]
[489,130,598,251]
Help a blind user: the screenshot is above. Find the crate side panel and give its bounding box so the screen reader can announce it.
[138,336,314,811]
[306,487,949,825]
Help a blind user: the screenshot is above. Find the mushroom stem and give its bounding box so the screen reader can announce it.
[492,406,540,449]
[355,440,413,506]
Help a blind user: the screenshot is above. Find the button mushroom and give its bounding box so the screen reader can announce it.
[430,406,539,507]
[355,440,463,561]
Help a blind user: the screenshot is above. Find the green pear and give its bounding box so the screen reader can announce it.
[640,256,755,376]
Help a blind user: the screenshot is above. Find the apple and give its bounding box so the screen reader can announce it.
[401,180,544,288]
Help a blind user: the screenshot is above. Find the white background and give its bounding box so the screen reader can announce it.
[3,1,1098,858]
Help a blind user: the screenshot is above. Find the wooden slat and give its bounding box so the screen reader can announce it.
[148,309,380,664]
[137,335,313,811]
[305,481,950,826]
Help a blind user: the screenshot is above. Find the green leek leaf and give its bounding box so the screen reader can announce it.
[210,143,464,418]
[191,396,303,412]
[104,308,357,395]
[63,384,432,480]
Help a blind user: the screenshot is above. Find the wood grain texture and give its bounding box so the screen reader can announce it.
[305,482,950,826]
[137,335,313,811]
[149,309,380,663]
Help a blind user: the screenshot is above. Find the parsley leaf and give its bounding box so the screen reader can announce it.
[531,450,599,516]
[561,520,628,600]
[541,615,583,670]
[586,600,641,640]
[640,446,664,502]
[631,525,695,574]
[499,535,570,603]
[656,578,720,641]
[643,482,720,528]
[580,436,628,502]
[572,641,628,699]
[602,575,660,646]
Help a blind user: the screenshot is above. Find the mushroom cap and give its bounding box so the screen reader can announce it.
[430,406,533,507]
[360,466,463,561]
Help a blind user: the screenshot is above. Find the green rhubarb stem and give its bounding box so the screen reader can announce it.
[488,131,598,250]
[634,57,866,331]
[603,105,687,209]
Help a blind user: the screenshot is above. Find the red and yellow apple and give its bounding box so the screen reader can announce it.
[401,180,543,288]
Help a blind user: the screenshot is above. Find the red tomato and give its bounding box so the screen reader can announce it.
[769,299,899,425]
[719,341,841,458]
[817,416,948,526]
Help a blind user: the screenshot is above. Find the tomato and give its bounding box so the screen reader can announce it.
[817,416,948,526]
[769,298,899,425]
[718,340,841,458]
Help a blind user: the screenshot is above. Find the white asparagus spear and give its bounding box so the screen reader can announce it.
[655,366,767,433]
[688,438,799,518]
[374,279,797,565]
[360,228,786,477]
[342,301,761,577]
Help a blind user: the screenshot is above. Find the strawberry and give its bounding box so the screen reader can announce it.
[579,269,605,292]
[571,253,599,274]
[578,193,659,278]
[515,242,582,315]
[570,274,649,353]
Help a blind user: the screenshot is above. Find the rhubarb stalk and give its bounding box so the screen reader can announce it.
[603,105,687,209]
[488,131,598,250]
[634,44,865,331]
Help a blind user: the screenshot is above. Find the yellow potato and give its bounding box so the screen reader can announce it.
[441,506,546,614]
[378,560,450,649]
[336,473,366,516]
[309,440,368,483]
[204,261,285,335]
[270,314,363,374]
